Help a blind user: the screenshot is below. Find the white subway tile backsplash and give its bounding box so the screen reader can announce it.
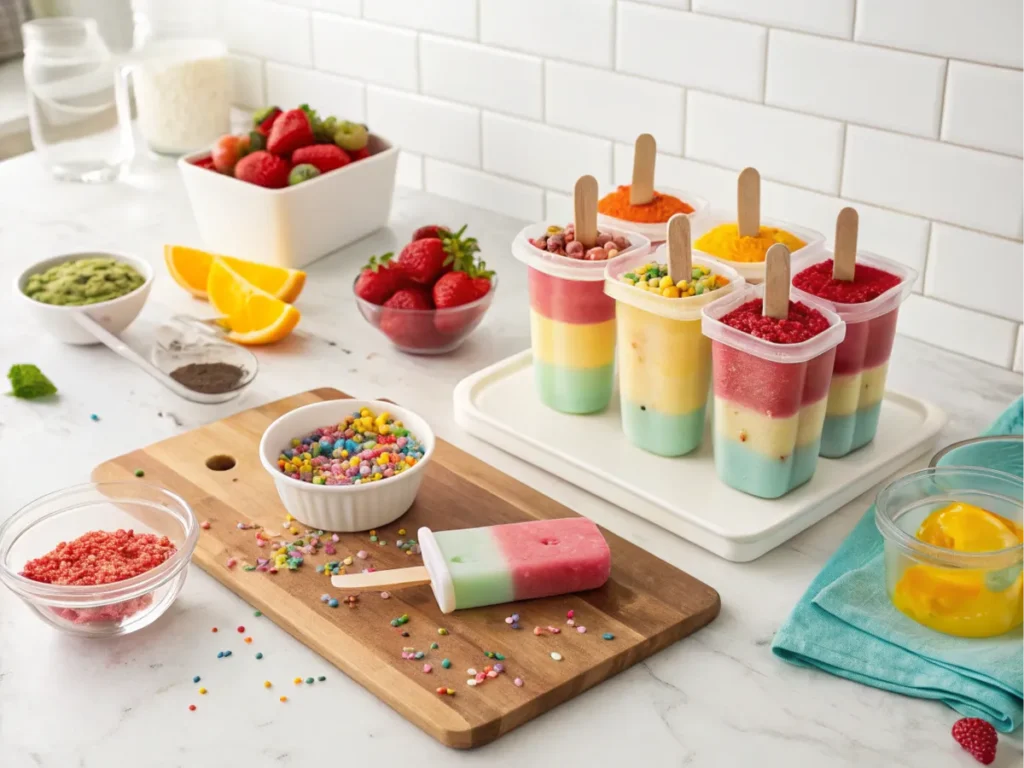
[843,127,1024,239]
[545,191,573,222]
[276,0,359,13]
[420,37,543,120]
[425,159,545,220]
[617,3,766,101]
[925,225,1023,322]
[483,113,612,193]
[760,182,930,284]
[397,152,423,190]
[546,62,685,154]
[479,0,614,68]
[686,92,844,193]
[220,0,312,66]
[312,15,418,91]
[367,87,480,166]
[364,0,477,40]
[1014,327,1023,372]
[766,30,945,137]
[855,0,1023,69]
[693,0,854,39]
[898,294,1018,367]
[266,63,365,122]
[612,143,735,204]
[230,55,264,108]
[942,62,1023,158]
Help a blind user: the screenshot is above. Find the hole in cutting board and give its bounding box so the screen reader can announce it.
[206,454,236,471]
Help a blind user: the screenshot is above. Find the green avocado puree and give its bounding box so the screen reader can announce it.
[23,257,144,306]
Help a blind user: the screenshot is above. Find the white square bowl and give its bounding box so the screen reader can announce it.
[178,135,399,269]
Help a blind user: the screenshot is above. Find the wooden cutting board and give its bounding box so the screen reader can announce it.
[92,388,719,748]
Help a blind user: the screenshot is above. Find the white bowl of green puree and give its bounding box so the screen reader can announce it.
[16,252,153,345]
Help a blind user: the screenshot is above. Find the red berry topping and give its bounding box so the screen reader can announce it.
[266,108,315,155]
[952,718,997,765]
[719,299,830,344]
[291,144,351,173]
[234,151,290,189]
[793,259,902,304]
[412,225,449,241]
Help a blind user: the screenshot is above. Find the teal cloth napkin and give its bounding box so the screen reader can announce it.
[772,396,1024,732]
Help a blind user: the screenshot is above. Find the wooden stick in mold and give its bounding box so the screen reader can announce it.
[666,213,692,285]
[574,174,599,249]
[630,133,656,206]
[762,243,791,320]
[737,167,760,238]
[832,206,859,282]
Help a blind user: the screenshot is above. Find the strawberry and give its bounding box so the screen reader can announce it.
[234,151,290,189]
[952,718,997,765]
[267,108,315,155]
[412,225,449,241]
[472,276,492,299]
[253,106,282,136]
[379,288,442,350]
[349,146,371,161]
[192,155,216,170]
[398,224,479,285]
[433,271,478,309]
[354,253,407,305]
[212,134,250,174]
[291,144,351,174]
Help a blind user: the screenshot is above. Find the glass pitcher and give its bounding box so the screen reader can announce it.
[22,18,132,182]
[123,0,232,156]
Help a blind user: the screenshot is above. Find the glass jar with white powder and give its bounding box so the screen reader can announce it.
[123,0,231,155]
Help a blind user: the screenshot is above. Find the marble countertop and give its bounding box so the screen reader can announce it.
[0,150,1021,768]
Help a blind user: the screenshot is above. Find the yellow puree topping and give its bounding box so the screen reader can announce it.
[694,223,806,263]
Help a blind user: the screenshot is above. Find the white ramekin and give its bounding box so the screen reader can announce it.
[258,399,435,532]
[15,251,153,345]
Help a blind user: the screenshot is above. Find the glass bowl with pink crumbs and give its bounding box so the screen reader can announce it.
[0,482,198,637]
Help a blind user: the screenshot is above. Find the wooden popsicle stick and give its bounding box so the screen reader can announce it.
[574,174,599,249]
[666,213,692,284]
[331,565,432,592]
[833,206,859,282]
[763,243,791,320]
[737,167,761,237]
[630,133,657,205]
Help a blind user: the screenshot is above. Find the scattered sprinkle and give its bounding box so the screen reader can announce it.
[547,626,561,634]
[200,521,211,530]
[533,626,543,636]
[237,626,245,633]
[550,652,563,661]
[217,652,224,658]
[294,678,302,684]
[264,681,272,688]
[423,664,432,673]
[356,550,368,559]
[380,591,390,599]
[494,663,504,673]
[567,610,574,619]
[223,650,232,657]
[90,413,99,421]
[514,677,524,687]
[577,626,587,634]
[256,652,263,660]
[198,687,207,695]
[320,594,330,603]
[391,614,410,627]
[398,528,406,535]
[603,633,615,641]
[442,658,451,669]
[467,668,477,675]
[305,677,314,685]
[430,642,439,650]
[134,469,145,477]
[192,675,200,683]
[467,679,478,687]
[244,637,253,644]
[189,704,196,711]
[254,610,262,617]
[279,696,288,703]
[225,557,238,569]
[318,676,326,682]
[211,627,218,633]
[567,619,575,627]
[437,627,448,636]
[328,598,339,608]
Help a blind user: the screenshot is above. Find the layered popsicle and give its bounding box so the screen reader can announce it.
[792,254,916,457]
[701,286,845,498]
[331,518,613,614]
[605,250,741,456]
[514,220,650,414]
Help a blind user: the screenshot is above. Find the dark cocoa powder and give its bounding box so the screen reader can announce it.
[170,362,246,394]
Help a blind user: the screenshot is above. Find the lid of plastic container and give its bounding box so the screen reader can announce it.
[604,247,745,321]
[790,249,918,325]
[689,209,826,270]
[701,282,846,364]
[511,222,651,282]
[596,186,709,243]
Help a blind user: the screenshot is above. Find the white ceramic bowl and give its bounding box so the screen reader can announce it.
[259,399,435,531]
[15,251,153,345]
[179,134,399,269]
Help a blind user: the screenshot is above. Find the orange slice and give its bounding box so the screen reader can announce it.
[165,245,306,303]
[207,258,301,346]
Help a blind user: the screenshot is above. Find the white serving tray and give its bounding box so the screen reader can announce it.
[453,349,947,562]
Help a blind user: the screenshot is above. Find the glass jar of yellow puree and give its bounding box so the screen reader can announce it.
[875,467,1022,638]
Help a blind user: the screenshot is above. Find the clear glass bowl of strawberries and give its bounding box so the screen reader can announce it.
[353,225,497,354]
